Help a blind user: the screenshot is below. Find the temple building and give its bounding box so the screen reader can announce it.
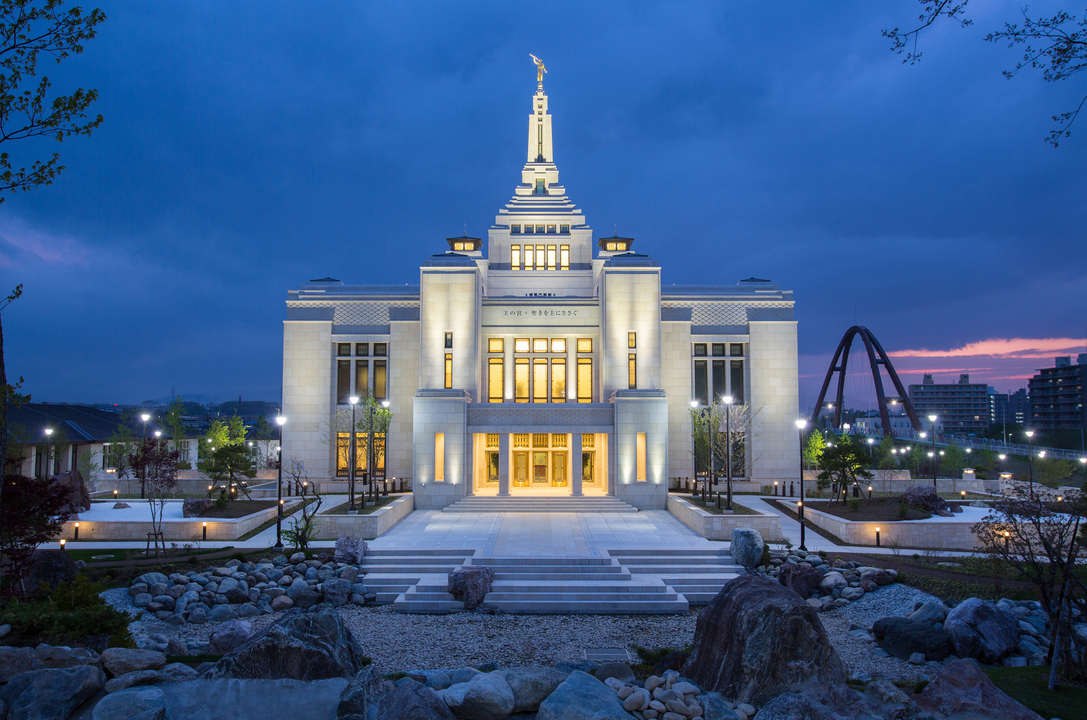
[281,69,799,509]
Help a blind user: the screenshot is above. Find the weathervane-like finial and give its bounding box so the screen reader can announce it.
[530,54,546,88]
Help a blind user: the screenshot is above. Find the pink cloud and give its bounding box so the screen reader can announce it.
[888,338,1085,360]
[0,215,92,268]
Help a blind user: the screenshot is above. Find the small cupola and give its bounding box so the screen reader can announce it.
[597,232,634,254]
[446,234,483,253]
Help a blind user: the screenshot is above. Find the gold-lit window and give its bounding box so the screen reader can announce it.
[577,357,593,403]
[606,242,617,251]
[533,358,547,403]
[577,338,592,353]
[434,433,445,481]
[532,433,549,448]
[551,338,566,353]
[515,358,529,403]
[582,433,595,448]
[552,359,566,401]
[547,245,556,270]
[532,338,548,353]
[636,432,647,481]
[515,338,530,353]
[560,244,569,270]
[628,353,637,390]
[535,244,545,269]
[628,332,636,348]
[488,358,503,403]
[513,433,530,448]
[551,434,567,448]
[444,353,453,389]
[489,338,504,353]
[511,244,521,270]
[486,433,500,448]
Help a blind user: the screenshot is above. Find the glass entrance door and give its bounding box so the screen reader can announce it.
[486,451,499,484]
[551,452,567,486]
[514,452,529,487]
[532,451,548,484]
[582,451,594,486]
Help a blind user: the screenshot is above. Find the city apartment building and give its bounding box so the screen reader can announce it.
[907,374,989,435]
[1029,355,1087,431]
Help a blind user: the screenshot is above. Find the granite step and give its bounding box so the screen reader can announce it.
[443,496,637,513]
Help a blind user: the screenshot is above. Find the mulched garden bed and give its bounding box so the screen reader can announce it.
[199,500,278,518]
[802,497,935,522]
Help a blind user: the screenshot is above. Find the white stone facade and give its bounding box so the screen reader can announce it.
[281,80,799,510]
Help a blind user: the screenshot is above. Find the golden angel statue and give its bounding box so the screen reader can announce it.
[530,54,546,85]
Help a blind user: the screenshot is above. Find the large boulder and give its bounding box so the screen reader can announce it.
[917,658,1042,720]
[0,645,101,682]
[50,469,91,513]
[903,484,944,512]
[23,549,78,596]
[101,648,167,677]
[536,670,633,720]
[133,572,169,587]
[682,575,847,705]
[447,566,494,610]
[377,679,454,720]
[730,528,763,571]
[907,599,950,625]
[208,619,254,655]
[182,498,214,517]
[944,598,1020,663]
[338,665,394,720]
[442,672,515,720]
[207,604,369,680]
[871,617,953,661]
[322,578,353,608]
[777,563,823,599]
[0,665,105,720]
[498,666,568,713]
[334,536,367,564]
[92,685,168,720]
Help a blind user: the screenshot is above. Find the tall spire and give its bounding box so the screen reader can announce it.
[527,55,553,163]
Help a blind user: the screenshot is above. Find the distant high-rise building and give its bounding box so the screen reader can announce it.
[988,387,1010,427]
[908,373,989,435]
[1009,388,1029,425]
[1028,354,1087,431]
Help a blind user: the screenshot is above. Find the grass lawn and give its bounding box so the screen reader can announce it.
[199,500,279,519]
[985,666,1087,719]
[896,571,1038,603]
[324,494,400,515]
[63,547,226,564]
[804,498,933,522]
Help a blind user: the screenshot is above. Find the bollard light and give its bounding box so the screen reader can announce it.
[961,491,966,501]
[875,527,881,547]
[774,481,779,496]
[74,522,79,540]
[1058,496,1063,502]
[113,489,118,499]
[868,485,873,500]
[202,521,207,540]
[60,538,66,550]
[1004,530,1010,553]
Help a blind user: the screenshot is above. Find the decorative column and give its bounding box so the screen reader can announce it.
[570,432,583,496]
[566,336,577,403]
[498,433,510,496]
[465,433,474,497]
[607,431,617,496]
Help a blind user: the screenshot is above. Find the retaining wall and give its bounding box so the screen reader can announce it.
[58,502,294,542]
[798,504,980,550]
[667,494,784,542]
[313,495,414,540]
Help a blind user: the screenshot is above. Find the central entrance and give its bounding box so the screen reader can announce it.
[473,432,608,494]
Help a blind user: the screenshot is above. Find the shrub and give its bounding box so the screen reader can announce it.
[848,499,860,513]
[761,543,773,567]
[231,551,247,562]
[214,491,229,510]
[897,501,909,520]
[0,575,134,648]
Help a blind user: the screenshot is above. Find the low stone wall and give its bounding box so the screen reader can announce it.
[58,502,295,542]
[666,494,784,542]
[313,495,414,540]
[799,505,981,550]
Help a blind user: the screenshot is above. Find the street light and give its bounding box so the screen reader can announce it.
[140,413,150,439]
[42,427,53,479]
[1025,430,1035,499]
[927,415,938,489]
[348,396,360,512]
[795,418,808,551]
[866,436,874,460]
[274,414,286,551]
[722,395,733,511]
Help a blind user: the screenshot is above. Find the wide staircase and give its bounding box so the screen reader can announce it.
[360,548,474,611]
[609,548,743,605]
[442,495,638,513]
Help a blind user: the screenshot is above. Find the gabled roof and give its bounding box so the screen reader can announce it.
[7,403,137,443]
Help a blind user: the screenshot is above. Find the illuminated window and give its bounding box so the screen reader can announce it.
[693,343,707,357]
[533,433,549,448]
[551,433,566,448]
[636,433,647,481]
[582,434,594,448]
[355,343,369,356]
[550,338,565,353]
[547,245,556,270]
[434,433,445,481]
[337,360,351,405]
[515,338,530,353]
[515,358,530,403]
[535,244,545,269]
[374,360,387,400]
[444,353,453,389]
[444,332,453,349]
[489,338,504,353]
[628,353,637,389]
[533,359,547,403]
[577,338,592,353]
[628,332,637,349]
[511,245,521,270]
[486,433,499,448]
[337,343,351,356]
[355,360,369,398]
[488,358,503,403]
[533,338,548,353]
[374,343,387,357]
[552,359,566,401]
[559,244,569,270]
[577,358,593,403]
[606,242,616,251]
[513,433,530,448]
[712,343,725,357]
[336,432,384,477]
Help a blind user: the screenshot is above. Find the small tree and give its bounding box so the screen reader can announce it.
[803,429,826,472]
[875,452,899,494]
[1036,457,1077,489]
[942,442,966,481]
[282,457,321,549]
[817,437,874,503]
[75,447,98,491]
[0,473,71,597]
[130,438,180,557]
[162,395,188,464]
[203,444,256,500]
[105,422,135,493]
[356,394,392,500]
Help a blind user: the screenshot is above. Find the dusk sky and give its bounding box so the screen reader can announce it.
[3,1,1084,413]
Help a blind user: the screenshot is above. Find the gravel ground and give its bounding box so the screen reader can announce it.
[115,583,940,680]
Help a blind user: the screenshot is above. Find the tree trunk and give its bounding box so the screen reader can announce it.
[1048,578,1070,689]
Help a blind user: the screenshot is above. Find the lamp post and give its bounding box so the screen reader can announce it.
[274,414,286,551]
[42,427,53,479]
[796,418,807,551]
[1025,430,1035,499]
[690,399,714,506]
[927,415,938,489]
[723,395,733,511]
[140,413,150,439]
[866,436,874,460]
[348,396,359,511]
